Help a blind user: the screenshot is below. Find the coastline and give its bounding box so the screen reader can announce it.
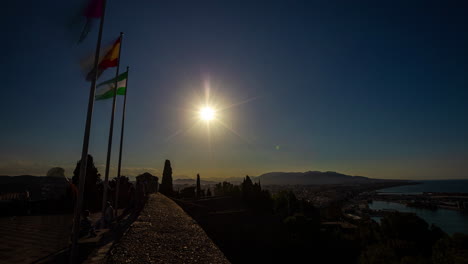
[372,180,468,212]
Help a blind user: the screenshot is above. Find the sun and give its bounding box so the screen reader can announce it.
[199,106,216,121]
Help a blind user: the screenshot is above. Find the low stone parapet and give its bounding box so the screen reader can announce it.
[108,193,230,264]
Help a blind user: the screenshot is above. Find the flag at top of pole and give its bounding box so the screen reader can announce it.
[84,36,121,81]
[95,71,128,100]
[78,0,105,43]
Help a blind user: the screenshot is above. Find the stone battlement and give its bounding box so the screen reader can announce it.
[108,193,230,264]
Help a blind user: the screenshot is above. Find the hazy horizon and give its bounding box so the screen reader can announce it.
[2,163,467,181]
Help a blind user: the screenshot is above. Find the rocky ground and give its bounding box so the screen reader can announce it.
[107,193,230,264]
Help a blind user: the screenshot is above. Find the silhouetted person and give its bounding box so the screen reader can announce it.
[104,201,114,227]
[122,185,136,216]
[79,210,96,238]
[135,181,146,211]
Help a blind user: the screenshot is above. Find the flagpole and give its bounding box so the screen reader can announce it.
[102,32,124,215]
[115,66,129,217]
[70,0,107,262]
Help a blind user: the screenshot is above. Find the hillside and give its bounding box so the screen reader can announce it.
[256,171,379,185]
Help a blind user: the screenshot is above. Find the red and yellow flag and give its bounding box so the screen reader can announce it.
[98,37,121,69]
[85,37,121,81]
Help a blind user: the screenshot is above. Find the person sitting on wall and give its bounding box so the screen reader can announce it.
[79,210,96,238]
[104,201,114,228]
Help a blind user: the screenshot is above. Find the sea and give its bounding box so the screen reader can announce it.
[369,180,468,235]
[377,180,468,194]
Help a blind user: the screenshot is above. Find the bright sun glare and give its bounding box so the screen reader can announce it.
[199,106,215,121]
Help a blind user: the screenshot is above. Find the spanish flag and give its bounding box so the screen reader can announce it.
[83,36,121,81]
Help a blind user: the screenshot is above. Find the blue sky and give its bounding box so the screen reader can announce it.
[1,0,467,179]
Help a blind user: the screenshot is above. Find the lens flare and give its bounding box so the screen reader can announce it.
[199,106,215,121]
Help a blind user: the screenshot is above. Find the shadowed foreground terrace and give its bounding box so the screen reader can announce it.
[108,193,230,264]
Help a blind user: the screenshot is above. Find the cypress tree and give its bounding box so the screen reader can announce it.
[196,173,201,199]
[160,159,173,196]
[241,175,254,200]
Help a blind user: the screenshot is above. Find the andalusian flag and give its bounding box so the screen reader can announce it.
[95,71,127,100]
[84,36,121,81]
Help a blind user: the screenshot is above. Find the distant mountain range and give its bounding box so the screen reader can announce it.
[1,171,400,187]
[254,171,380,185]
[173,179,217,185]
[173,176,250,185]
[177,171,394,185]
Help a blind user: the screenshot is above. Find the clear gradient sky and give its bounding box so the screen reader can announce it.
[1,0,467,180]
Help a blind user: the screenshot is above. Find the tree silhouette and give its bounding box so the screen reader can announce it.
[72,154,101,210]
[180,186,196,199]
[47,167,65,177]
[109,176,132,208]
[196,173,201,199]
[214,181,240,196]
[136,172,159,194]
[241,175,255,202]
[380,212,440,257]
[159,159,173,196]
[433,233,468,264]
[273,190,298,218]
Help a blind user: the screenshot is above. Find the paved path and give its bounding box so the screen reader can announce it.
[0,209,124,264]
[0,214,72,264]
[108,193,230,264]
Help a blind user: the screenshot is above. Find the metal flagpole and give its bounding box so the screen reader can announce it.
[102,32,124,214]
[115,66,129,217]
[70,0,108,262]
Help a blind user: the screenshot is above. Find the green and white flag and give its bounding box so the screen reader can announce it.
[95,71,127,100]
